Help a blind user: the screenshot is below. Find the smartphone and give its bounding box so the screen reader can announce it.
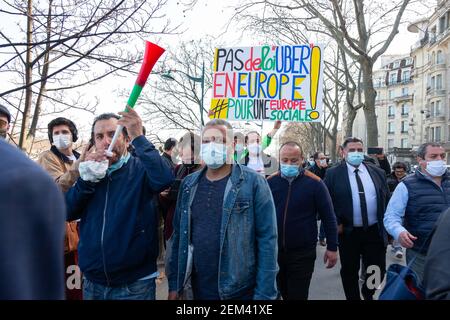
[367,147,383,155]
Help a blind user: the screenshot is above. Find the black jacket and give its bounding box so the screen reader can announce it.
[324,161,390,245]
[424,207,450,299]
[308,164,327,179]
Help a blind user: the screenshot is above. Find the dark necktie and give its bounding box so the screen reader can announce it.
[354,168,369,230]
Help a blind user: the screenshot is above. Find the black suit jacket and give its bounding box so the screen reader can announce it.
[324,161,390,245]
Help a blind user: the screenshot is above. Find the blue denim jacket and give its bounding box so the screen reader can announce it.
[168,164,279,300]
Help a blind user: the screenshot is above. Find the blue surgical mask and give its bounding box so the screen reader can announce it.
[107,153,130,174]
[280,163,299,178]
[201,142,227,169]
[346,152,364,167]
[235,143,244,153]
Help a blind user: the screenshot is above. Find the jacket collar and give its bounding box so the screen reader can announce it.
[184,163,244,189]
[50,145,80,164]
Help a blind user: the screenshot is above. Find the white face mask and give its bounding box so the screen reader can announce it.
[248,143,262,155]
[319,159,327,167]
[425,160,447,177]
[53,134,72,150]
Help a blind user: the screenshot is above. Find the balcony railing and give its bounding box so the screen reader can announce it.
[394,94,413,102]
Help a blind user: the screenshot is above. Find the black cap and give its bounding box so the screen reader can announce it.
[0,104,11,123]
[164,138,177,151]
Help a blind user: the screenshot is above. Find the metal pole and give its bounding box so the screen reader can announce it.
[200,61,205,128]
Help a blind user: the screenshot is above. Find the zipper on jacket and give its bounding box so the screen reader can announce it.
[282,181,292,251]
[101,176,111,286]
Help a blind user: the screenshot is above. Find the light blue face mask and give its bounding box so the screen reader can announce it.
[235,143,244,153]
[201,142,227,169]
[280,163,299,178]
[346,152,364,167]
[107,153,130,174]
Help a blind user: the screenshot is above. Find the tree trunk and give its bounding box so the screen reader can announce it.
[361,58,378,147]
[28,0,53,140]
[19,0,33,151]
[345,107,357,138]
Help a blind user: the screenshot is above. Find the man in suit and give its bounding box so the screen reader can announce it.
[324,137,390,300]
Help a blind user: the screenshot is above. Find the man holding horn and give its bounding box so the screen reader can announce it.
[65,106,174,300]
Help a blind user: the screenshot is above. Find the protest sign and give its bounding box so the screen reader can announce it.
[209,44,323,122]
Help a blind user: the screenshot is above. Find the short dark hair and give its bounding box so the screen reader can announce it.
[47,117,78,143]
[417,142,443,159]
[179,131,201,156]
[392,161,407,171]
[90,113,128,143]
[204,119,233,142]
[279,141,304,158]
[342,137,363,149]
[164,138,177,151]
[0,104,11,123]
[245,130,261,144]
[313,151,324,160]
[234,132,244,141]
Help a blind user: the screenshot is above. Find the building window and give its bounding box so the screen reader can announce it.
[436,74,443,89]
[401,121,409,133]
[393,61,400,68]
[401,104,409,115]
[388,122,395,134]
[436,127,442,142]
[390,73,397,84]
[431,76,436,89]
[388,105,395,117]
[388,139,394,149]
[405,57,413,65]
[402,87,409,96]
[402,70,410,82]
[389,90,394,99]
[440,16,446,34]
[432,100,442,116]
[401,138,409,148]
[431,127,442,142]
[437,50,444,64]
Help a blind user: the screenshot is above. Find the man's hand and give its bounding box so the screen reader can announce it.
[79,143,93,162]
[118,105,143,140]
[324,250,338,269]
[398,231,417,248]
[268,121,282,138]
[273,120,281,130]
[168,291,179,300]
[83,146,108,163]
[337,224,344,235]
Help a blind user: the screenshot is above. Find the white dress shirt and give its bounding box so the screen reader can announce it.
[346,162,378,227]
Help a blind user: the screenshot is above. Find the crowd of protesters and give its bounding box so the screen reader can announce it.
[1,102,450,300]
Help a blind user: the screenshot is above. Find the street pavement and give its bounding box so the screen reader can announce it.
[156,242,406,300]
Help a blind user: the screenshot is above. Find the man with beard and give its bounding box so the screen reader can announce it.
[65,107,174,300]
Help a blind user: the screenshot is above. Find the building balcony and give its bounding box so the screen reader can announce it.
[401,113,409,118]
[394,94,413,102]
[427,88,446,98]
[429,62,446,73]
[387,131,395,135]
[425,115,446,123]
[388,114,395,119]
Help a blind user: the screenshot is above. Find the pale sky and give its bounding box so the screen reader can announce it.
[0,0,434,147]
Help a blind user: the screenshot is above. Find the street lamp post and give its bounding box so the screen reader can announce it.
[161,63,205,129]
